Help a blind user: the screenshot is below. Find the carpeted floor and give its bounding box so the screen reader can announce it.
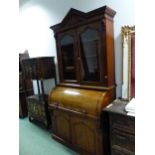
[19,118,79,155]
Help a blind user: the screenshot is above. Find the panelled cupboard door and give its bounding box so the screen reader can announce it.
[71,116,96,154]
[57,30,78,83]
[77,22,107,85]
[52,110,71,142]
[70,116,103,155]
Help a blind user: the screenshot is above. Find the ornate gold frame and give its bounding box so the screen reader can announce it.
[122,26,135,100]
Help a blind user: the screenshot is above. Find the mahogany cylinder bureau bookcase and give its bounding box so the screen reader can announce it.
[22,57,57,128]
[48,6,116,155]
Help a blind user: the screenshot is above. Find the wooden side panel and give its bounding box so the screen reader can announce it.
[19,92,27,117]
[105,18,115,87]
[19,52,34,118]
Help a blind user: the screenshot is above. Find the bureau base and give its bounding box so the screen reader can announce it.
[50,110,104,155]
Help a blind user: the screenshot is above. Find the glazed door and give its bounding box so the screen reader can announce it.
[77,22,106,85]
[57,30,78,83]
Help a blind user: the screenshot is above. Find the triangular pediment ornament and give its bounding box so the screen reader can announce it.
[50,6,116,32]
[50,8,86,31]
[61,8,86,26]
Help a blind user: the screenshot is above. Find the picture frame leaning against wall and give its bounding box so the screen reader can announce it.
[122,26,135,101]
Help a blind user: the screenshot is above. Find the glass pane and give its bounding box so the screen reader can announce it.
[80,28,100,82]
[60,35,76,80]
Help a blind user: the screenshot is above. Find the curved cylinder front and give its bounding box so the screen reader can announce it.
[48,86,114,118]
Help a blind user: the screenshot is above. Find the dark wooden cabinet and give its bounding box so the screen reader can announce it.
[22,57,57,128]
[102,100,135,155]
[50,5,116,89]
[19,52,33,118]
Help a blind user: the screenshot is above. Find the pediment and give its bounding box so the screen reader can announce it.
[50,6,116,32]
[61,8,86,26]
[50,8,86,31]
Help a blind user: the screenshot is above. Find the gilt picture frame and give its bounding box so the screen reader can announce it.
[122,26,135,101]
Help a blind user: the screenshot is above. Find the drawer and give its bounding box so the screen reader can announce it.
[111,129,135,152]
[111,146,134,155]
[110,114,135,134]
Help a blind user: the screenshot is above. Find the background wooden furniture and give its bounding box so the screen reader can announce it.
[19,52,33,118]
[22,57,57,128]
[102,100,135,155]
[49,6,116,155]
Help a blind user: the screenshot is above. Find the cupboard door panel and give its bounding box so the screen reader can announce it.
[53,111,71,141]
[70,116,103,155]
[71,118,96,154]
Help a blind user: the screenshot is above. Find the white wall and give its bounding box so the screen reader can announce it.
[19,0,134,97]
